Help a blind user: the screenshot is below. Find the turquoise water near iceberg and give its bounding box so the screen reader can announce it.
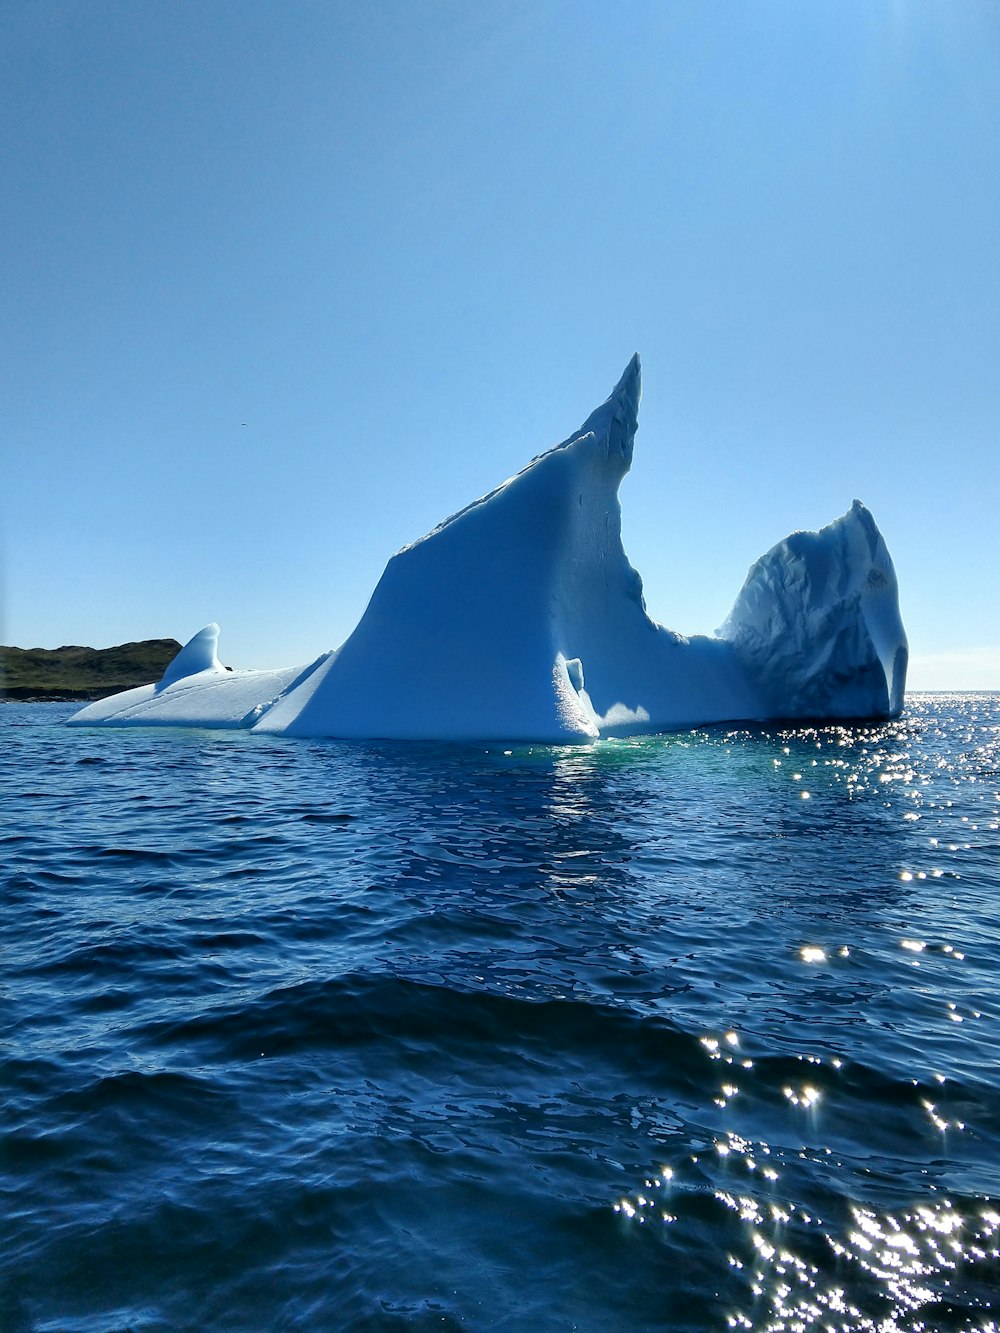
[3,696,1000,1331]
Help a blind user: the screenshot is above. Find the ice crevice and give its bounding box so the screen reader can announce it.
[69,356,907,741]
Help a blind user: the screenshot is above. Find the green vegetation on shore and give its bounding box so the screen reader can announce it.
[0,639,182,701]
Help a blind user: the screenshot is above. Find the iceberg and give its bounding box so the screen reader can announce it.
[720,501,907,720]
[69,357,907,741]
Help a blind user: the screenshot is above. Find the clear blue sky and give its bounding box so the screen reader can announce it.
[3,0,998,688]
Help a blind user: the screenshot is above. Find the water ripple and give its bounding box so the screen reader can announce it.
[2,695,999,1330]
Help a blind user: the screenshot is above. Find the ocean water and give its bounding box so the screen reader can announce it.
[3,695,1000,1333]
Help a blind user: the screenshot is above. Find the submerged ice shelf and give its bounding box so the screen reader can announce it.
[69,357,907,741]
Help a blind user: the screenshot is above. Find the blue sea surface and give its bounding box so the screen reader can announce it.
[3,695,1000,1332]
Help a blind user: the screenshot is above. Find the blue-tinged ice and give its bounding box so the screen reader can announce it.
[720,500,908,720]
[69,357,907,740]
[159,622,225,685]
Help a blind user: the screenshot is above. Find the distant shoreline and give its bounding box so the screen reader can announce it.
[0,638,181,704]
[1,688,127,703]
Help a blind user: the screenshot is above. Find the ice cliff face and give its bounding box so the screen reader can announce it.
[69,358,907,740]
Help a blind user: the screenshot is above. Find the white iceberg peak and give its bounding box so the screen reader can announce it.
[159,623,225,686]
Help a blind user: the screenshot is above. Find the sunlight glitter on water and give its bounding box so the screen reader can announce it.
[619,1140,1000,1333]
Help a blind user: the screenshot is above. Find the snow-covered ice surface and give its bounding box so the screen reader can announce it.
[68,654,331,730]
[69,357,907,741]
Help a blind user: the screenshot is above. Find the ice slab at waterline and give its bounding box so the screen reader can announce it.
[67,623,332,731]
[69,356,907,741]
